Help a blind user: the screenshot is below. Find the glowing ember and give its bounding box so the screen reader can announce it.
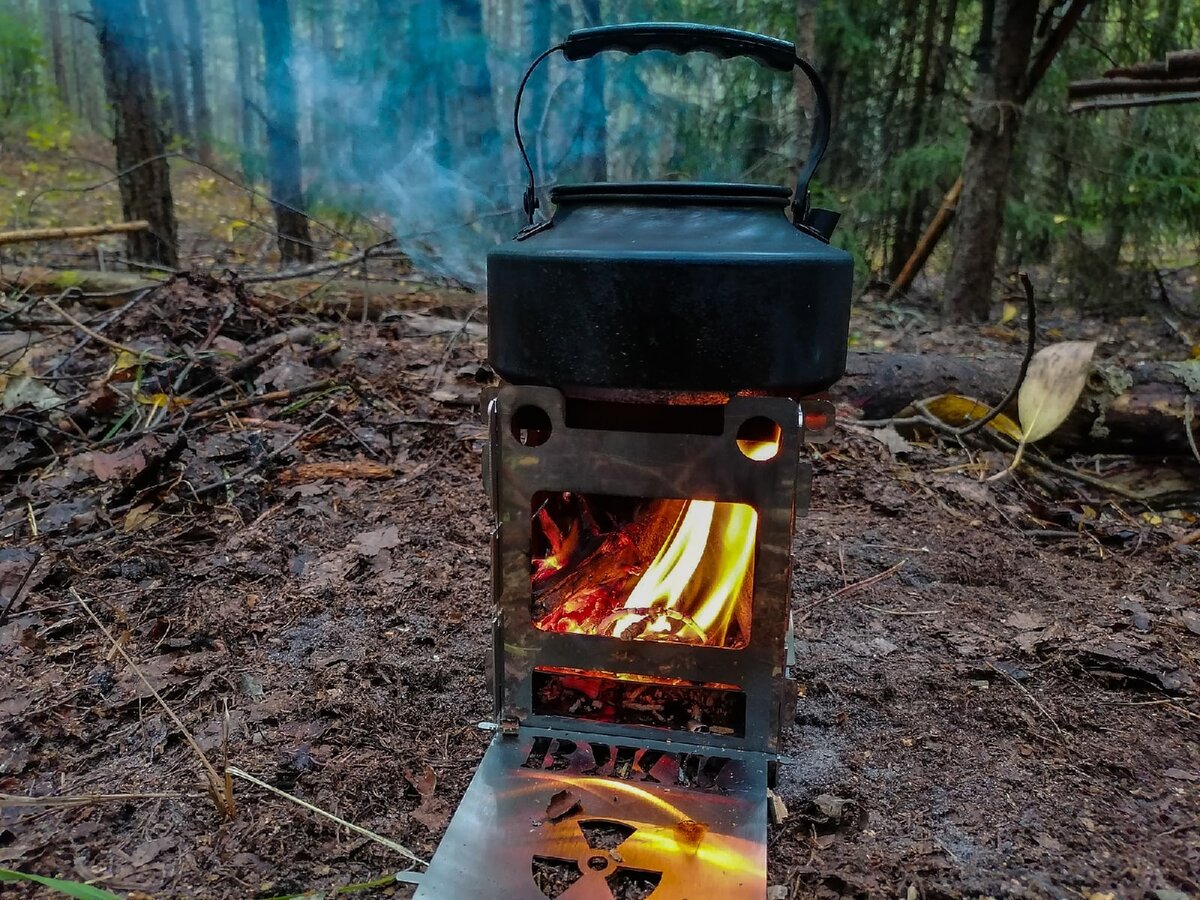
[532,494,756,648]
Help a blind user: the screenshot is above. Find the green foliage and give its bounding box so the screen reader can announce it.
[0,7,48,121]
[0,868,124,900]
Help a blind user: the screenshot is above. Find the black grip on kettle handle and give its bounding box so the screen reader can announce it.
[562,23,795,72]
[514,23,834,237]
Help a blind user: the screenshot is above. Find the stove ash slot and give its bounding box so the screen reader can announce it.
[532,667,747,738]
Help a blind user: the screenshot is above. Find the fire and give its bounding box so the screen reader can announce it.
[532,495,757,648]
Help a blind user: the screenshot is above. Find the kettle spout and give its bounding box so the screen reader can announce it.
[802,207,841,242]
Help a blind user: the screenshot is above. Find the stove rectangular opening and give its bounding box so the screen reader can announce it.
[531,491,758,649]
[532,666,747,736]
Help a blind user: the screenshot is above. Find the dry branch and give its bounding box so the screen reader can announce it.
[1067,76,1200,99]
[1070,92,1200,114]
[0,220,149,246]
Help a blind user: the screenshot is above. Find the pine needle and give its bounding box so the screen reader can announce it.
[72,588,235,817]
[227,766,428,867]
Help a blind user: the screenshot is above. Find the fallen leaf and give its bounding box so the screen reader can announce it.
[920,394,1023,442]
[123,503,161,533]
[813,794,850,820]
[2,374,62,413]
[545,789,581,822]
[1163,768,1199,781]
[352,526,401,556]
[135,391,192,411]
[88,444,148,482]
[1017,341,1096,443]
[1004,612,1046,631]
[1181,609,1200,635]
[672,818,708,848]
[129,836,177,867]
[404,764,437,799]
[868,425,914,456]
[1000,301,1020,324]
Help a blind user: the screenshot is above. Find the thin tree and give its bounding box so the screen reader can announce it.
[90,0,179,268]
[44,0,70,105]
[576,0,606,181]
[182,0,213,164]
[256,0,313,265]
[232,0,258,179]
[147,0,192,147]
[942,0,1040,322]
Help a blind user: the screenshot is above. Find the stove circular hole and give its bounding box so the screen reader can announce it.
[736,416,781,460]
[587,855,609,871]
[511,405,552,447]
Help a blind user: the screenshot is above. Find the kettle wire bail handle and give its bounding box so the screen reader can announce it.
[513,23,833,229]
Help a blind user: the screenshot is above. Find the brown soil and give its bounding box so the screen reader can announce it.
[1,281,1198,899]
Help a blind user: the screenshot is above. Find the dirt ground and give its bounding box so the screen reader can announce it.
[1,277,1198,899]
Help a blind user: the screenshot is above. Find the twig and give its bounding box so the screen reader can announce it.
[0,791,185,807]
[73,589,234,817]
[41,295,165,363]
[797,560,908,624]
[1184,395,1200,466]
[0,221,149,246]
[987,661,1064,737]
[227,766,427,867]
[188,379,338,421]
[240,239,397,284]
[0,551,42,628]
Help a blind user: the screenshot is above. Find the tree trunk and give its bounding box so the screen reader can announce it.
[794,0,817,170]
[232,0,258,180]
[90,0,179,268]
[182,0,213,164]
[146,0,191,147]
[887,0,940,280]
[942,0,1039,323]
[839,351,1200,457]
[445,0,499,160]
[576,0,606,181]
[44,0,69,104]
[257,0,313,265]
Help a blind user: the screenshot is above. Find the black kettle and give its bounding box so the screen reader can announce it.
[487,23,853,397]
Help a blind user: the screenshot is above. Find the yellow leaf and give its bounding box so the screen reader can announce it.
[1052,214,1070,224]
[921,394,1024,442]
[135,392,192,411]
[1000,302,1019,325]
[113,349,140,372]
[1017,341,1096,443]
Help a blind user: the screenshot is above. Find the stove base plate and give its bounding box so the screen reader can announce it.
[416,726,769,900]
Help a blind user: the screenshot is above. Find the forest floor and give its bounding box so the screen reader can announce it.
[2,135,1199,899]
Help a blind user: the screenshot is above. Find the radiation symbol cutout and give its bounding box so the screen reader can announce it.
[531,818,663,899]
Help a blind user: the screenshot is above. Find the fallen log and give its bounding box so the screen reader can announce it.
[0,221,149,246]
[838,351,1200,457]
[0,267,161,297]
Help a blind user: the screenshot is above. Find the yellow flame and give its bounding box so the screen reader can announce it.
[614,500,757,646]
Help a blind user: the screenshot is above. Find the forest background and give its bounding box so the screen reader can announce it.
[0,0,1197,323]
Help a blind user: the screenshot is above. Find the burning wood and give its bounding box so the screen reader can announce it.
[531,493,755,649]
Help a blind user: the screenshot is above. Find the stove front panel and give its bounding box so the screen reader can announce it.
[415,727,769,900]
[486,386,808,754]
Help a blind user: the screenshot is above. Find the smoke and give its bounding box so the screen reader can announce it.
[280,14,791,288]
[286,50,506,288]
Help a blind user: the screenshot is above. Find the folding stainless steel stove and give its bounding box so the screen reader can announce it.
[415,387,821,899]
[416,20,852,900]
